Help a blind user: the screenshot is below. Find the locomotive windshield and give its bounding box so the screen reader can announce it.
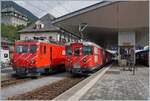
[66,47,72,55]
[83,46,92,55]
[30,45,37,53]
[16,45,28,53]
[74,48,80,56]
[16,44,37,53]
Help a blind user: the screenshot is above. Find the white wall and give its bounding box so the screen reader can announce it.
[20,32,59,41]
[136,31,149,47]
[118,32,135,46]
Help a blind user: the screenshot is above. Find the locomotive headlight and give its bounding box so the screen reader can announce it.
[83,58,87,62]
[31,59,35,64]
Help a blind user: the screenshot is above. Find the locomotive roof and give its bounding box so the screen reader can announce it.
[136,48,149,53]
[83,42,102,48]
[65,41,102,49]
[16,39,49,43]
[15,39,64,46]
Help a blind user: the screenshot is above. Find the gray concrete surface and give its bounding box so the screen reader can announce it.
[1,73,69,100]
[53,64,112,100]
[1,67,15,81]
[1,73,15,81]
[1,67,14,73]
[81,66,149,100]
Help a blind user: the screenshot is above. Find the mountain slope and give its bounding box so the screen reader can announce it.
[1,1,38,21]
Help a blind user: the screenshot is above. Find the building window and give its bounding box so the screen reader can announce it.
[34,21,44,29]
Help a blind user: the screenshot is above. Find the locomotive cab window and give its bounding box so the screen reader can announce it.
[16,45,28,53]
[66,47,72,55]
[74,47,80,56]
[30,45,37,53]
[83,46,92,55]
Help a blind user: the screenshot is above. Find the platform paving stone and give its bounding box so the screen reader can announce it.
[81,66,149,100]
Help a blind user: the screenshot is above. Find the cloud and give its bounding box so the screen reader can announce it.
[13,0,102,18]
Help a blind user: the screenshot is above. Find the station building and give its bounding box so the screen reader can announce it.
[19,14,80,44]
[52,1,149,64]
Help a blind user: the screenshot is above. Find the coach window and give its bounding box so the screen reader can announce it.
[74,48,80,56]
[44,46,46,54]
[83,46,92,55]
[30,45,37,53]
[66,47,72,55]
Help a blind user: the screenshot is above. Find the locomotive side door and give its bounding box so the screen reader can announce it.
[73,46,82,68]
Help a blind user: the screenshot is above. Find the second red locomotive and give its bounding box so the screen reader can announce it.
[65,42,112,74]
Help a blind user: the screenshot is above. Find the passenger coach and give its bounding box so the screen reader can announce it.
[136,47,149,66]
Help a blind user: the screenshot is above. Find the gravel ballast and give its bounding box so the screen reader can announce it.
[7,76,85,100]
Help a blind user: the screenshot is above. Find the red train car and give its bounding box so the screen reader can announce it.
[136,47,149,66]
[12,40,65,76]
[65,42,112,74]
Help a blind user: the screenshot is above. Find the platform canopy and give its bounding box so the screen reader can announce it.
[52,1,149,49]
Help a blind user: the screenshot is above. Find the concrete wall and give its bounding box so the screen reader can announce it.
[136,30,149,47]
[118,32,135,46]
[20,32,79,43]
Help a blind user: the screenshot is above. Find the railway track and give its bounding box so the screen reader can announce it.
[1,73,65,88]
[7,76,86,100]
[1,78,31,88]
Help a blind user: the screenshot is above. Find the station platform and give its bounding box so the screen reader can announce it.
[1,67,15,81]
[1,67,14,74]
[54,64,149,100]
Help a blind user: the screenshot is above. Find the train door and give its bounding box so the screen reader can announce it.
[39,44,48,67]
[94,47,98,64]
[50,47,52,63]
[39,44,43,66]
[65,46,73,68]
[73,46,82,68]
[99,49,103,65]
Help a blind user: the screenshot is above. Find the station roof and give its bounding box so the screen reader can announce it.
[52,1,148,48]
[19,14,60,33]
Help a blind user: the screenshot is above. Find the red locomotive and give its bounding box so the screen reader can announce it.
[65,42,112,74]
[12,38,65,77]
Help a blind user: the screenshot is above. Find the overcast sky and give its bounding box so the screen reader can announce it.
[13,0,102,18]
